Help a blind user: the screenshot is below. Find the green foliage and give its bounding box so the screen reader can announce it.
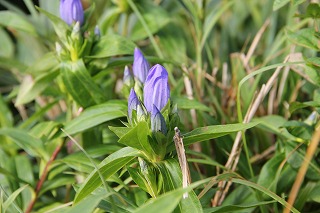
[1,0,320,212]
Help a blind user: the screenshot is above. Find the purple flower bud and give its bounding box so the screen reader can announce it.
[133,48,150,83]
[143,64,170,112]
[60,0,84,26]
[94,25,101,37]
[128,88,145,122]
[123,66,133,86]
[151,105,167,134]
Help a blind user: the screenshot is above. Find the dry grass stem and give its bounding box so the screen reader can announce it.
[243,19,270,69]
[213,55,291,206]
[250,145,276,164]
[284,125,320,213]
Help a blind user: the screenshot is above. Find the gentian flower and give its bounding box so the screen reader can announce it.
[143,64,170,112]
[133,48,150,83]
[60,0,84,26]
[128,88,144,122]
[151,105,167,134]
[123,66,133,86]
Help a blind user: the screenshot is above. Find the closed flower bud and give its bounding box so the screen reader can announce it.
[128,88,145,122]
[123,66,133,86]
[94,25,101,37]
[60,0,84,26]
[133,48,150,84]
[143,64,170,112]
[151,105,167,134]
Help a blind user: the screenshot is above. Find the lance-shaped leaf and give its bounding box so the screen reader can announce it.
[61,59,106,108]
[167,122,259,152]
[74,147,141,203]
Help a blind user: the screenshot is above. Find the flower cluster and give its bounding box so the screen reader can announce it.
[127,48,170,135]
[58,0,100,61]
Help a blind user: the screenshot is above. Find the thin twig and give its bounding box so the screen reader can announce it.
[243,19,270,69]
[25,143,63,213]
[250,145,276,164]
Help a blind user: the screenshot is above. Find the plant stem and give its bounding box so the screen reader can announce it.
[284,124,320,213]
[25,143,63,213]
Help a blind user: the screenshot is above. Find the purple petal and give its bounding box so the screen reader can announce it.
[60,0,84,25]
[133,48,150,83]
[143,64,170,112]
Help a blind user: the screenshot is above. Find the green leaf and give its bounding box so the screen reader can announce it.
[65,193,110,213]
[109,126,132,139]
[0,57,27,71]
[117,121,156,157]
[59,145,121,173]
[39,176,75,196]
[0,28,14,58]
[171,96,211,111]
[62,100,126,136]
[133,177,209,213]
[0,128,49,160]
[273,0,290,11]
[19,100,60,129]
[200,1,233,50]
[130,3,170,41]
[158,159,203,213]
[232,178,299,213]
[25,52,60,74]
[61,59,106,108]
[0,167,30,185]
[3,184,28,213]
[0,11,37,35]
[287,28,319,50]
[305,3,320,19]
[257,153,285,195]
[0,94,13,127]
[167,122,258,152]
[15,68,59,106]
[74,147,141,203]
[254,115,305,142]
[203,201,276,213]
[310,183,320,203]
[289,101,320,114]
[127,167,150,194]
[36,6,70,40]
[89,34,136,58]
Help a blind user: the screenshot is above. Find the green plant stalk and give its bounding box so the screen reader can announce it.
[127,0,163,59]
[25,142,63,213]
[126,0,176,86]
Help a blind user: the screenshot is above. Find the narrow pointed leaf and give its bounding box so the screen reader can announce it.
[61,59,106,108]
[62,101,127,136]
[167,122,258,152]
[74,147,141,203]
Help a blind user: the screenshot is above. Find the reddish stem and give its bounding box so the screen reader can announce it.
[25,144,62,213]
